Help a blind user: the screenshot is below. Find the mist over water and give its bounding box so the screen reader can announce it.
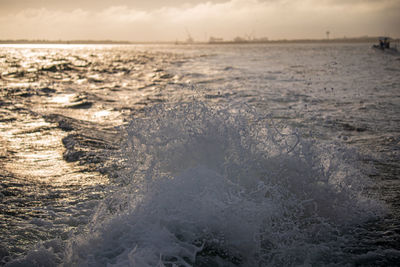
[1,43,400,266]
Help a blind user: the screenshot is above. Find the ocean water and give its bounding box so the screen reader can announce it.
[0,43,399,266]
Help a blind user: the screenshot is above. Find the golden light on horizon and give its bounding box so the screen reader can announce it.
[0,0,399,41]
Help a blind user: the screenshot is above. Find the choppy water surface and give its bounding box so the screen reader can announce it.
[0,43,399,266]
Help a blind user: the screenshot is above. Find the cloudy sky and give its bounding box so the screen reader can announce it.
[0,0,399,41]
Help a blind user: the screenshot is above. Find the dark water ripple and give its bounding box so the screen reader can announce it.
[0,44,399,266]
[0,45,190,264]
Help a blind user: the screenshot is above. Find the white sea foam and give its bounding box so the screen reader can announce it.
[6,101,382,267]
[57,101,381,266]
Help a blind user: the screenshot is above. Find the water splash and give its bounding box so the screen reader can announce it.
[10,101,383,266]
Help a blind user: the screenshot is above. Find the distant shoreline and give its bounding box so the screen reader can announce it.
[0,36,397,45]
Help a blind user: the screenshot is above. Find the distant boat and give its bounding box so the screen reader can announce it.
[372,37,399,54]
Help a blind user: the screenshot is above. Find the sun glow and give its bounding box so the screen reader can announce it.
[0,0,399,41]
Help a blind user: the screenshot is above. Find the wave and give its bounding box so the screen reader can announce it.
[7,101,383,266]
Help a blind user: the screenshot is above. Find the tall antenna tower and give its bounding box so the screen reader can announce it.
[185,28,194,44]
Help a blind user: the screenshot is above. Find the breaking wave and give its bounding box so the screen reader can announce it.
[8,101,383,266]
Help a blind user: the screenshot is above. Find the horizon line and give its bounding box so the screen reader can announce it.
[0,36,398,45]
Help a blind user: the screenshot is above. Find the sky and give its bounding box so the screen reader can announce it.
[0,0,399,41]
